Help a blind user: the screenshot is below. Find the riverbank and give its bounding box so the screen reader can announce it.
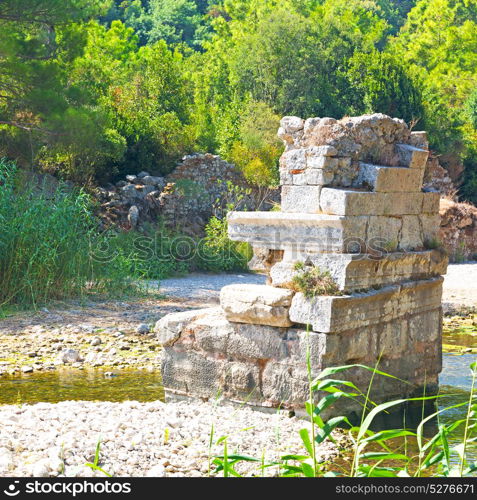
[0,399,344,477]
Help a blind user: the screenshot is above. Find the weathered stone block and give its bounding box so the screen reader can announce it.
[161,349,225,398]
[279,148,306,171]
[396,143,429,169]
[226,323,289,360]
[261,362,309,407]
[410,131,429,150]
[270,250,448,292]
[281,185,322,213]
[378,319,409,359]
[422,192,440,214]
[305,168,334,186]
[366,216,403,251]
[399,215,422,250]
[155,308,213,346]
[229,211,430,253]
[319,189,426,216]
[220,284,294,327]
[306,155,339,169]
[223,362,262,399]
[420,214,440,244]
[227,211,368,253]
[289,277,443,333]
[355,163,424,192]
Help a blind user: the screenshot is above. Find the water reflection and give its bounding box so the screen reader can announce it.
[0,368,165,405]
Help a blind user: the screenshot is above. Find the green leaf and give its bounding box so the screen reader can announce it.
[360,452,410,461]
[299,428,314,456]
[315,416,350,444]
[300,462,315,477]
[362,429,416,444]
[358,399,407,441]
[281,454,309,461]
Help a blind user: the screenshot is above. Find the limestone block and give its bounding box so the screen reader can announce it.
[377,319,409,359]
[305,168,334,186]
[223,362,262,399]
[281,185,322,213]
[396,143,429,169]
[193,311,233,353]
[220,284,294,327]
[279,148,306,172]
[261,362,309,406]
[227,211,368,253]
[399,215,423,250]
[355,163,424,192]
[319,188,426,216]
[306,155,339,169]
[228,211,430,253]
[161,349,225,398]
[289,277,443,333]
[305,145,338,157]
[280,116,304,133]
[366,216,403,251]
[155,308,214,346]
[410,131,429,150]
[270,250,448,292]
[420,214,440,244]
[157,306,289,360]
[226,323,289,361]
[408,308,442,344]
[422,192,440,214]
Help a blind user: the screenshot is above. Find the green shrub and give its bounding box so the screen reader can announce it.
[290,263,342,297]
[195,216,252,273]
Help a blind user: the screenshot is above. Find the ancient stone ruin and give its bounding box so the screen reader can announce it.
[155,114,448,420]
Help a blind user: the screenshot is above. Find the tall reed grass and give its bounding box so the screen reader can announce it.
[0,159,133,309]
[212,359,477,477]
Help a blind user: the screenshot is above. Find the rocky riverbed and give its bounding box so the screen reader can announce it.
[0,399,344,477]
[0,268,475,477]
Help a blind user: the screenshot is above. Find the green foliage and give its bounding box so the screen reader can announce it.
[105,225,191,280]
[212,361,477,477]
[345,51,424,123]
[0,159,133,309]
[227,101,282,188]
[101,0,213,48]
[1,0,476,204]
[389,0,477,152]
[196,216,252,272]
[291,264,343,298]
[467,87,477,129]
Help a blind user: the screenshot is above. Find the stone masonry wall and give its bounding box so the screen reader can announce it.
[155,114,447,420]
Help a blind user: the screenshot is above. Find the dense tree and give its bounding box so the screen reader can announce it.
[0,0,476,200]
[101,0,214,48]
[389,0,477,151]
[345,51,424,123]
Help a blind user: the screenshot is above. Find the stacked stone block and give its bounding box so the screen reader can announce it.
[155,114,447,419]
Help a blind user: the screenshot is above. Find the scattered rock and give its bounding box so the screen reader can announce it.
[90,337,102,346]
[136,324,150,335]
[57,349,81,364]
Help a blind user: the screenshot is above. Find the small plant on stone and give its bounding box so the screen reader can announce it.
[424,238,444,251]
[290,264,342,298]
